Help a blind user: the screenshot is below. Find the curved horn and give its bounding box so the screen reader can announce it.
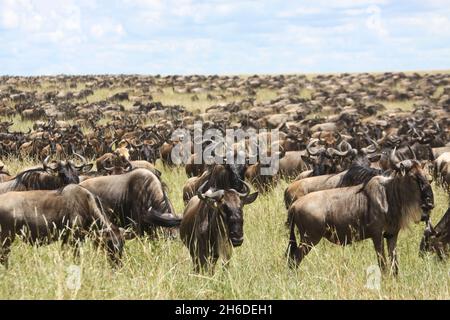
[365,138,379,153]
[327,147,350,157]
[390,147,399,170]
[338,140,352,152]
[197,180,225,202]
[73,152,87,165]
[103,165,115,172]
[236,179,251,198]
[43,155,57,170]
[43,155,50,169]
[197,181,209,200]
[306,139,324,156]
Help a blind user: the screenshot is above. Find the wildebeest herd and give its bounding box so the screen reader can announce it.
[0,72,449,277]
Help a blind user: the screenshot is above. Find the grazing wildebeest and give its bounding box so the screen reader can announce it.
[0,155,93,194]
[420,207,450,259]
[0,185,124,267]
[180,180,258,272]
[287,159,434,275]
[80,168,181,236]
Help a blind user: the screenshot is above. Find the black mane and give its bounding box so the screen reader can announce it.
[11,167,60,190]
[338,160,384,188]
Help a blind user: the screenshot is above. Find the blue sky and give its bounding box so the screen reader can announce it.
[0,0,449,75]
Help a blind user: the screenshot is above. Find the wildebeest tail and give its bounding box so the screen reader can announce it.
[143,209,182,228]
[284,188,293,210]
[286,209,298,262]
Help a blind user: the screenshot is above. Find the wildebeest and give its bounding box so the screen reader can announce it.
[180,180,258,272]
[284,157,382,209]
[433,152,450,189]
[0,155,93,194]
[182,162,247,204]
[0,184,124,267]
[80,168,181,236]
[420,207,450,259]
[287,159,434,275]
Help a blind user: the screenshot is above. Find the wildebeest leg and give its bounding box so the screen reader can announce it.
[287,214,321,268]
[387,232,399,276]
[0,237,12,268]
[372,234,387,272]
[288,230,321,268]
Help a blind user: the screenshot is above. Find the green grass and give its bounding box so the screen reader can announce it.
[0,74,449,299]
[0,114,34,132]
[0,161,449,299]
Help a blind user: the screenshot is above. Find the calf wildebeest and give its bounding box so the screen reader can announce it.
[80,168,181,236]
[180,180,258,272]
[0,155,93,194]
[287,159,434,275]
[420,207,450,259]
[0,185,124,267]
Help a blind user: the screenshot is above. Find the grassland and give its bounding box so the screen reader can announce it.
[0,158,449,299]
[0,75,449,300]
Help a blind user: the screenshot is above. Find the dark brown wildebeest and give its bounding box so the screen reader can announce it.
[80,168,181,236]
[0,184,124,267]
[180,180,258,272]
[287,159,434,275]
[0,155,93,194]
[182,162,247,204]
[420,207,450,259]
[284,158,382,209]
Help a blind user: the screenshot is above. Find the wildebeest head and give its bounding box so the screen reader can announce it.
[390,152,434,220]
[197,180,258,247]
[303,139,352,176]
[103,159,133,175]
[419,220,441,255]
[43,153,93,185]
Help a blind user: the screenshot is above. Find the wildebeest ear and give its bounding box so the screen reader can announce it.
[81,163,94,173]
[243,192,258,205]
[365,178,388,215]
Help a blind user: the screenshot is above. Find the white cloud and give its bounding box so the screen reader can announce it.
[1,9,19,28]
[276,6,322,18]
[90,21,126,38]
[393,13,450,36]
